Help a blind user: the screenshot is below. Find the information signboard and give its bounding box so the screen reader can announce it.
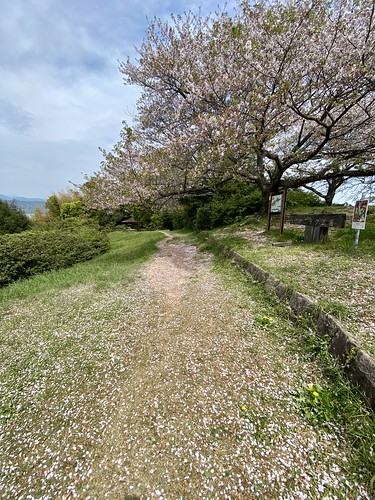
[267,190,287,233]
[352,199,369,230]
[270,194,283,214]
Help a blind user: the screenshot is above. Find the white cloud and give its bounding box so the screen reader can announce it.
[0,0,237,198]
[0,100,34,133]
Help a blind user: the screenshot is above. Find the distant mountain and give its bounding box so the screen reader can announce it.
[0,194,46,215]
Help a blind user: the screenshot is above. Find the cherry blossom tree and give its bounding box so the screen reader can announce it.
[82,0,375,210]
[304,177,349,206]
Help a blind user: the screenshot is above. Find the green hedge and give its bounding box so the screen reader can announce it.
[0,229,109,287]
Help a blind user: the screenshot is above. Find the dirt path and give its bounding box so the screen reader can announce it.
[81,239,369,499]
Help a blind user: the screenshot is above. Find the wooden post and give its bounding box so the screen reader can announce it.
[267,195,272,231]
[279,189,287,235]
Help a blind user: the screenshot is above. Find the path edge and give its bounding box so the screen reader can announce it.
[209,236,375,411]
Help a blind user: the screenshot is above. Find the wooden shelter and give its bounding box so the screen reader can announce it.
[122,218,140,231]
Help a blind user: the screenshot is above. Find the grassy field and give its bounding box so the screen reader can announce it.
[0,228,374,497]
[208,209,375,357]
[0,231,165,497]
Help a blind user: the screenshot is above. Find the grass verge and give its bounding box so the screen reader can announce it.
[0,231,164,497]
[194,233,375,493]
[0,231,165,307]
[205,215,375,358]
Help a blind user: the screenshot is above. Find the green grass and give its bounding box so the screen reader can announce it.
[202,210,375,356]
[0,230,165,497]
[198,245,375,491]
[221,207,375,256]
[294,316,375,481]
[0,231,165,307]
[1,227,374,497]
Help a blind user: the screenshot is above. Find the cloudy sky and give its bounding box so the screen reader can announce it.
[0,0,236,199]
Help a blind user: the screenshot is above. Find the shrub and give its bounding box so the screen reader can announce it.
[287,188,324,207]
[160,211,174,230]
[0,200,30,235]
[171,208,188,230]
[196,205,212,230]
[0,229,109,287]
[60,200,85,219]
[44,194,61,219]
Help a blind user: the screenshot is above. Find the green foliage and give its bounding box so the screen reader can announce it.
[171,208,188,230]
[318,300,352,321]
[209,183,263,227]
[152,206,192,230]
[44,194,61,219]
[130,205,153,228]
[91,207,129,229]
[0,232,164,305]
[287,188,324,208]
[179,197,204,230]
[0,199,30,235]
[324,213,375,254]
[0,229,109,287]
[160,211,175,230]
[31,206,48,223]
[97,182,263,232]
[267,227,304,244]
[296,383,338,424]
[153,182,263,231]
[195,205,212,230]
[60,200,85,219]
[45,190,83,221]
[294,319,375,483]
[149,213,164,229]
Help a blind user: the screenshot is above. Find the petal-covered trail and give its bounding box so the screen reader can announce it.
[81,240,368,499]
[0,237,370,498]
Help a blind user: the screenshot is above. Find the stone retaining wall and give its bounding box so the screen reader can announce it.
[211,237,375,411]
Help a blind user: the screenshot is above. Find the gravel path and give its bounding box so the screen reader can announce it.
[80,239,369,499]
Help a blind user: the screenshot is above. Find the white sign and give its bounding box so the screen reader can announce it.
[352,199,369,230]
[270,194,283,213]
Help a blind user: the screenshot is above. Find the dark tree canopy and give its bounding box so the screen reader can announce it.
[0,200,30,235]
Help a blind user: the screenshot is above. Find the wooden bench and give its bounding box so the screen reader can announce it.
[289,214,346,243]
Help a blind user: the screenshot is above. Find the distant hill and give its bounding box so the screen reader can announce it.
[0,194,46,216]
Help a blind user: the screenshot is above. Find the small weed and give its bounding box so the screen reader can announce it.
[294,315,375,487]
[345,346,359,366]
[255,315,275,327]
[0,404,16,420]
[201,235,375,493]
[296,383,338,425]
[269,228,304,244]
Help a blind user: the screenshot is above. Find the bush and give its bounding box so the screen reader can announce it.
[0,199,30,235]
[287,188,323,208]
[160,182,263,231]
[60,200,85,219]
[0,229,109,287]
[160,211,175,230]
[195,205,212,230]
[149,213,164,230]
[209,188,263,227]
